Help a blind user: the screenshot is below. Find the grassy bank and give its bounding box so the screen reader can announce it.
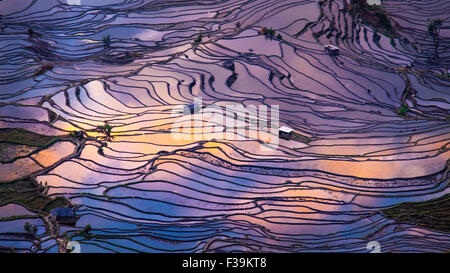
[0,128,63,147]
[347,0,398,38]
[382,193,450,233]
[0,179,70,215]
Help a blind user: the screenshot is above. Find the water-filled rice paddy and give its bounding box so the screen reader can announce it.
[0,0,449,253]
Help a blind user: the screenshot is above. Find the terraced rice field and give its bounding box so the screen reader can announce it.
[0,0,449,253]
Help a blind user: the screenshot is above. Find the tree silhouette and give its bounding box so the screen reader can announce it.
[96,121,114,141]
[428,19,442,59]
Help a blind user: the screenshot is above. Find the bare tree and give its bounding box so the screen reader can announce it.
[428,19,442,59]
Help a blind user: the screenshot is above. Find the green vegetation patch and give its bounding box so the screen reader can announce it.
[0,179,70,215]
[95,122,115,141]
[382,193,450,233]
[0,143,37,162]
[0,128,68,163]
[194,31,203,44]
[397,103,409,116]
[258,27,283,40]
[347,0,398,37]
[0,128,62,147]
[291,132,312,144]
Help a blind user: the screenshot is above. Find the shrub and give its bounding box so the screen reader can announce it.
[398,103,409,116]
[259,27,276,39]
[24,222,32,232]
[103,34,111,46]
[96,122,114,141]
[194,31,203,44]
[83,224,92,234]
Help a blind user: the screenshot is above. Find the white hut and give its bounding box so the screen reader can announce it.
[279,126,294,140]
[324,44,339,55]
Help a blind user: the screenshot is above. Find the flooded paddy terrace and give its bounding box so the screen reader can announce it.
[0,0,449,252]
